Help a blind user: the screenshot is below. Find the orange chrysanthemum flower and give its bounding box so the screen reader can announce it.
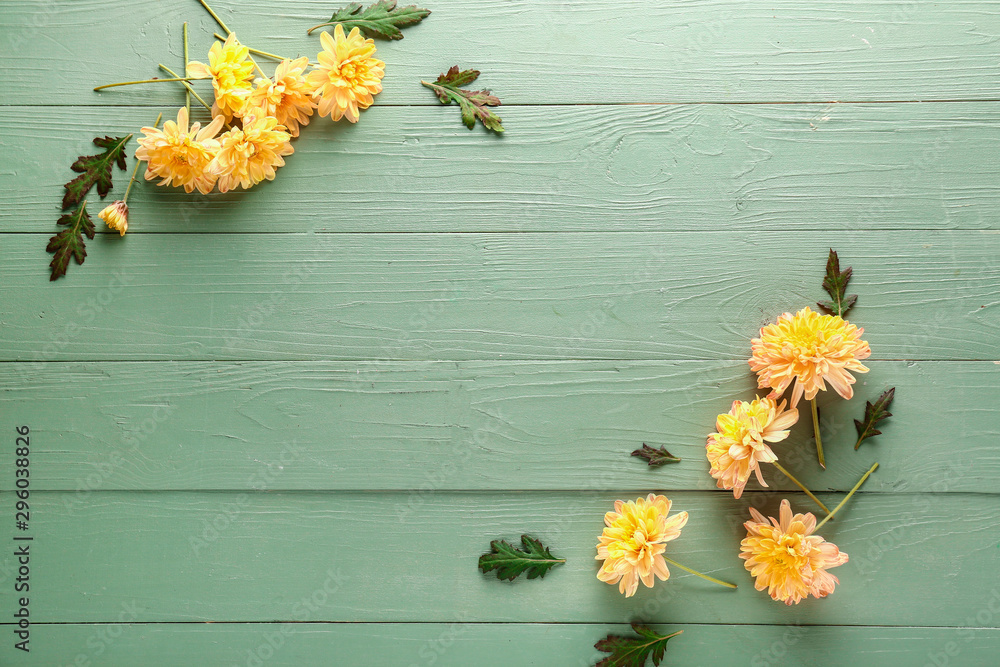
[750,306,871,407]
[210,112,294,193]
[187,33,255,121]
[740,499,848,605]
[305,24,385,123]
[98,201,129,236]
[135,106,224,195]
[706,397,798,499]
[596,494,688,597]
[247,57,316,137]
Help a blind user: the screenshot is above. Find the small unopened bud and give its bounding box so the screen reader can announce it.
[98,201,129,236]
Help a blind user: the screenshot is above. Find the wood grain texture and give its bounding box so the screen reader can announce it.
[4,623,1000,667]
[4,0,1000,105]
[4,103,1000,234]
[2,231,998,362]
[2,361,995,493]
[1,490,997,626]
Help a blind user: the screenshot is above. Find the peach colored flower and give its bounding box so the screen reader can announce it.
[750,306,871,407]
[596,494,688,597]
[135,106,224,195]
[98,201,129,236]
[247,57,316,137]
[187,33,255,121]
[305,24,384,123]
[740,499,848,605]
[706,397,798,499]
[210,111,293,193]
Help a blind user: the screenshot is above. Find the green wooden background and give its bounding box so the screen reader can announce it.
[2,1,1000,665]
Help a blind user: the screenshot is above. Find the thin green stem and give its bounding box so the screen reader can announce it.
[157,64,214,116]
[771,462,831,515]
[122,113,163,203]
[661,556,737,589]
[183,22,190,115]
[815,462,879,532]
[811,398,825,469]
[94,77,194,91]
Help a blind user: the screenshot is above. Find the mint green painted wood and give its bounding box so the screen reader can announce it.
[1,361,995,492]
[4,623,1000,667]
[0,490,997,626]
[3,231,998,362]
[4,1,1000,105]
[4,103,1000,234]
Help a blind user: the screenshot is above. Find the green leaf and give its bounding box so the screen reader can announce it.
[47,202,95,281]
[630,443,681,466]
[63,135,132,210]
[854,387,895,450]
[308,0,430,39]
[594,624,683,667]
[478,535,564,581]
[421,67,505,133]
[816,248,857,318]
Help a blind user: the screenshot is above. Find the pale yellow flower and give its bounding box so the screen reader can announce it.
[595,494,688,597]
[98,201,129,236]
[706,397,798,499]
[740,499,848,605]
[210,112,293,193]
[305,24,384,123]
[750,306,871,407]
[247,57,316,137]
[187,33,255,121]
[135,106,224,195]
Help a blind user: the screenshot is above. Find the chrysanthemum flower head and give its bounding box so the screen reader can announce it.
[135,106,224,195]
[706,397,798,499]
[750,306,871,407]
[187,33,255,121]
[247,57,316,138]
[98,201,129,236]
[740,499,848,605]
[305,24,385,123]
[210,111,294,193]
[595,493,688,597]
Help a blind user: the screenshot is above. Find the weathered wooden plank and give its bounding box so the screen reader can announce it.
[0,491,995,626]
[2,231,998,361]
[1,361,995,493]
[3,622,1000,666]
[4,0,1000,105]
[3,103,1000,234]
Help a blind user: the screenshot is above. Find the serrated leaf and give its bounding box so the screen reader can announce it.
[63,135,132,210]
[478,534,564,581]
[631,443,681,466]
[854,387,895,450]
[421,66,505,133]
[594,624,683,667]
[308,0,430,39]
[816,248,858,318]
[47,202,95,281]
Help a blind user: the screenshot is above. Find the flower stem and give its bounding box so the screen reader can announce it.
[815,462,879,531]
[197,0,267,78]
[811,398,825,469]
[93,77,194,91]
[123,113,162,203]
[771,462,831,515]
[661,556,737,589]
[157,64,213,115]
[183,22,190,115]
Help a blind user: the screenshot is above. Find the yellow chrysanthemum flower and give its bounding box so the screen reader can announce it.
[187,33,255,121]
[135,106,224,195]
[98,201,129,236]
[247,57,316,138]
[706,397,798,499]
[750,306,871,407]
[305,24,385,123]
[210,112,294,193]
[740,499,848,605]
[595,494,688,597]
